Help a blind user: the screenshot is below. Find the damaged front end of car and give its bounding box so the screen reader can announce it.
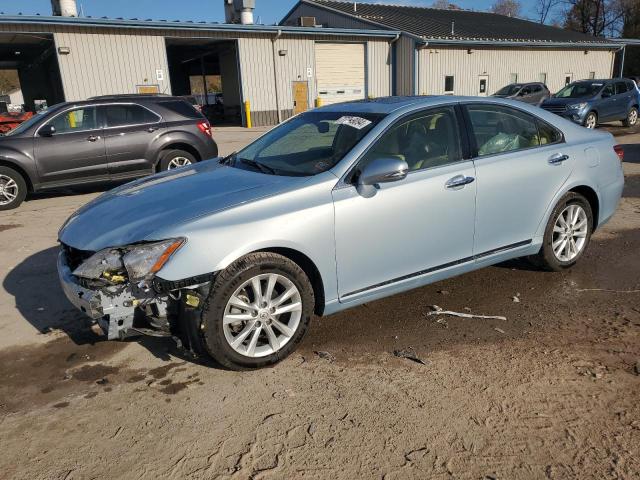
[57,238,212,352]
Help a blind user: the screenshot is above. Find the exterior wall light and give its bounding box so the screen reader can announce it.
[58,46,71,55]
[278,49,288,56]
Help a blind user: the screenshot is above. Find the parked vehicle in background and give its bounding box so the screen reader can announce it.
[0,95,218,210]
[57,96,624,369]
[541,79,639,129]
[492,82,550,105]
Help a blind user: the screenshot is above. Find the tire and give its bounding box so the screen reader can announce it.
[530,192,593,272]
[198,252,314,370]
[622,106,638,127]
[583,111,597,129]
[0,166,27,210]
[158,149,197,171]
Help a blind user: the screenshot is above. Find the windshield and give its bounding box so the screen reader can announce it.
[231,111,384,176]
[495,84,522,96]
[555,82,603,99]
[4,109,51,136]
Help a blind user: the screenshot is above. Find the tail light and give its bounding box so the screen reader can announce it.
[613,144,624,162]
[197,121,212,137]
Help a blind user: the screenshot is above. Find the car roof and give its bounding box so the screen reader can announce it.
[316,95,551,114]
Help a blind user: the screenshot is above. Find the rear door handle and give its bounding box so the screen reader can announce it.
[87,135,101,142]
[445,175,475,189]
[147,126,158,133]
[549,153,569,164]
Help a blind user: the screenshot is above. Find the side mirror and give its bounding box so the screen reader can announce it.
[39,124,56,137]
[358,157,408,187]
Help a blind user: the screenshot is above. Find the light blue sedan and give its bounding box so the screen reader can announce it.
[57,96,624,369]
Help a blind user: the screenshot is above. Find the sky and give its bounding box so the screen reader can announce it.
[0,0,544,25]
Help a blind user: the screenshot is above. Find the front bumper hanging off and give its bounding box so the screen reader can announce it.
[57,251,142,339]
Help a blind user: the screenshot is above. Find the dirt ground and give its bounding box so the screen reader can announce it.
[0,127,639,480]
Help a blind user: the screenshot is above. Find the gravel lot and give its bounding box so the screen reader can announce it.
[0,126,639,480]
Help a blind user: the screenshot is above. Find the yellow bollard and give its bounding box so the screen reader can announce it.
[315,97,322,108]
[244,100,252,129]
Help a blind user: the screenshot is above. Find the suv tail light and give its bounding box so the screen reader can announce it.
[613,144,624,162]
[197,121,212,137]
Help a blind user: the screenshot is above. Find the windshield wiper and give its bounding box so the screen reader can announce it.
[239,158,277,175]
[220,152,236,165]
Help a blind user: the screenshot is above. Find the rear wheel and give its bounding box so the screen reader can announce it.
[0,166,27,210]
[530,192,593,271]
[159,149,196,171]
[198,252,314,370]
[583,111,597,129]
[623,107,638,127]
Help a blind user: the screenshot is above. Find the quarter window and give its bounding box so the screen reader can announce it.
[466,104,560,156]
[47,107,98,134]
[103,104,159,127]
[360,106,462,172]
[614,81,628,95]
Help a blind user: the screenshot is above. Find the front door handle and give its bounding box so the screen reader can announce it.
[87,135,101,142]
[445,175,475,189]
[549,153,569,164]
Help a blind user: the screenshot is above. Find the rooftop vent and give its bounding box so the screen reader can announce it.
[51,0,78,17]
[224,0,255,25]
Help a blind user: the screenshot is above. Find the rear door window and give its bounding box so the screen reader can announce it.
[103,104,160,128]
[465,104,560,157]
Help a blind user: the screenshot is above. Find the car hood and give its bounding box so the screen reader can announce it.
[543,97,593,106]
[59,160,308,251]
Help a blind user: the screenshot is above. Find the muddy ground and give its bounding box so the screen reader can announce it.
[0,128,639,480]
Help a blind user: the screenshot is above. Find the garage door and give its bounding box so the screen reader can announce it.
[315,42,365,105]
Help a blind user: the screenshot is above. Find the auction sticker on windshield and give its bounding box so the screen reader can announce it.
[335,116,372,130]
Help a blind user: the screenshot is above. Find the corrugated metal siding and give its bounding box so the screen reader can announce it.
[418,47,616,96]
[367,40,391,98]
[395,34,414,96]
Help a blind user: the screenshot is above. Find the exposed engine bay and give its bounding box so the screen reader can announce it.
[58,241,213,351]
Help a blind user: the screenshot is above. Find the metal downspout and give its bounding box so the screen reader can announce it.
[272,29,283,124]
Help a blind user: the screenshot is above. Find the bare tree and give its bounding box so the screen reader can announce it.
[490,0,522,17]
[536,0,563,24]
[563,0,626,37]
[431,0,461,10]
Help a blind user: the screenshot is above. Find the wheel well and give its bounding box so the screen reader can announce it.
[570,186,599,228]
[257,247,326,316]
[157,143,201,171]
[0,160,33,192]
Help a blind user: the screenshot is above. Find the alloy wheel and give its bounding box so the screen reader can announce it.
[223,273,303,358]
[167,156,192,170]
[628,108,638,126]
[585,113,597,129]
[0,174,18,206]
[552,204,588,262]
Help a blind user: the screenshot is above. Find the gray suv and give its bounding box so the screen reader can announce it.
[491,82,550,105]
[0,95,218,209]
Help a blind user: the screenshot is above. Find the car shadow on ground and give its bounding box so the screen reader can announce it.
[2,246,185,362]
[24,181,129,203]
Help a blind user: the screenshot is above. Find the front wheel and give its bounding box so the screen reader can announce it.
[0,166,27,210]
[623,107,638,127]
[530,192,593,271]
[583,111,597,129]
[199,252,314,370]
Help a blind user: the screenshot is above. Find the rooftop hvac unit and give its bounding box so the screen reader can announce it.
[223,0,256,25]
[299,16,316,27]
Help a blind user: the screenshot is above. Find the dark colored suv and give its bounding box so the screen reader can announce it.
[0,95,218,209]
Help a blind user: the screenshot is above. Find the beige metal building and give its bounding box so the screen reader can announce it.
[0,15,398,126]
[282,0,622,97]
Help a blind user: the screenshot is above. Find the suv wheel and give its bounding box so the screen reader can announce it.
[159,149,196,171]
[584,111,597,129]
[623,107,638,127]
[530,192,593,271]
[0,166,27,210]
[198,252,314,370]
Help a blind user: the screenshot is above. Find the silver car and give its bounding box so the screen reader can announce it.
[57,96,624,369]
